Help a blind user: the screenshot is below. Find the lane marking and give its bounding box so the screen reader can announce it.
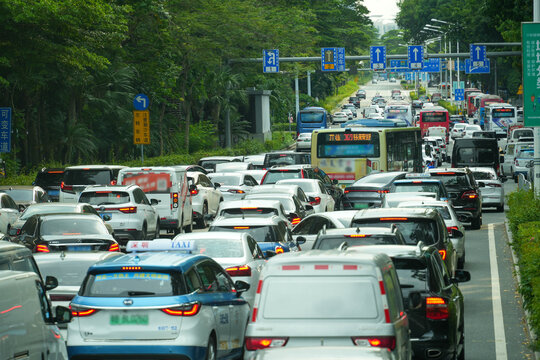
[489,223,508,359]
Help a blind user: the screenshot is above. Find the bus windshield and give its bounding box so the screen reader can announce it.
[421,112,447,122]
[492,108,515,118]
[316,132,380,158]
[299,111,325,123]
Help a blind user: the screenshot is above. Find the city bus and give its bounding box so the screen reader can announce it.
[384,101,413,126]
[418,106,450,138]
[467,92,483,118]
[474,94,503,127]
[296,106,329,135]
[484,103,517,135]
[310,127,423,187]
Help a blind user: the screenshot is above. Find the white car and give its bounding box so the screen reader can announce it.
[237,170,267,185]
[215,199,291,228]
[470,167,505,212]
[291,211,358,250]
[295,132,312,152]
[249,184,311,205]
[382,192,439,208]
[252,346,394,360]
[397,200,466,268]
[78,184,160,243]
[451,123,468,139]
[341,108,354,120]
[208,172,259,201]
[332,112,349,124]
[276,179,335,213]
[171,232,267,307]
[462,124,482,138]
[0,193,22,234]
[187,171,222,228]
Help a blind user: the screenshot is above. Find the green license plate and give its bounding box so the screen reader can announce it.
[354,203,369,209]
[110,314,149,326]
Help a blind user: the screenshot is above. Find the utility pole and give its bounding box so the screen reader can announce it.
[307,70,314,97]
[295,73,300,119]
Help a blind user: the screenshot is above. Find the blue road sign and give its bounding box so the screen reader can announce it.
[263,49,279,73]
[453,61,466,72]
[454,88,465,101]
[370,46,386,70]
[470,44,487,67]
[465,59,490,74]
[0,108,11,153]
[408,45,424,70]
[389,60,407,73]
[321,47,346,72]
[422,58,440,72]
[133,94,149,111]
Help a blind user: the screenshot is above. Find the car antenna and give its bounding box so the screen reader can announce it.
[356,227,361,233]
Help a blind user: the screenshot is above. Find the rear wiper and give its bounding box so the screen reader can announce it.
[127,291,155,296]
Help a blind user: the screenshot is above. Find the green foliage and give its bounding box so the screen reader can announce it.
[410,92,419,101]
[320,79,359,112]
[437,100,458,115]
[272,123,295,132]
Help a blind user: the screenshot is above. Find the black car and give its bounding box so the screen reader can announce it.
[426,168,483,229]
[356,89,366,99]
[262,152,311,170]
[15,213,117,253]
[341,171,407,210]
[357,244,470,360]
[33,168,65,202]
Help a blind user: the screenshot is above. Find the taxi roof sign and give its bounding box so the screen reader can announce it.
[126,238,195,252]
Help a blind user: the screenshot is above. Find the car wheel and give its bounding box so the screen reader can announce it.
[457,327,465,360]
[197,202,208,229]
[141,223,147,240]
[496,204,504,212]
[154,219,160,238]
[206,334,217,360]
[471,215,481,230]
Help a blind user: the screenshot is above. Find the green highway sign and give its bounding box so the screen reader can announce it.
[522,22,540,127]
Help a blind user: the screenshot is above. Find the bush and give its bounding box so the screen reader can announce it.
[272,122,295,132]
[320,79,359,112]
[438,100,458,114]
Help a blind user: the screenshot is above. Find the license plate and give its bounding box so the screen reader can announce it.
[48,190,59,196]
[110,314,149,326]
[100,213,112,220]
[67,246,92,252]
[354,203,369,209]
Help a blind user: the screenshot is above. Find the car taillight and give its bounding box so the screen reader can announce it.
[110,180,117,185]
[461,190,478,199]
[190,188,199,196]
[108,243,120,252]
[118,206,137,213]
[60,182,74,193]
[172,193,179,208]
[426,297,449,320]
[161,302,201,316]
[351,336,396,350]
[225,265,252,277]
[245,337,289,351]
[70,305,98,317]
[228,189,245,194]
[446,226,459,235]
[36,244,50,253]
[377,190,389,194]
[291,217,301,225]
[438,249,447,260]
[309,197,321,205]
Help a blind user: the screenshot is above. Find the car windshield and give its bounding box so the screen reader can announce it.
[315,235,400,249]
[64,169,111,185]
[430,174,469,187]
[0,189,33,202]
[210,225,277,243]
[208,175,242,186]
[350,219,437,245]
[82,271,186,297]
[79,191,130,206]
[392,183,440,195]
[41,218,108,236]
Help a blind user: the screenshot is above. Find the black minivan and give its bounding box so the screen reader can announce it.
[452,138,500,173]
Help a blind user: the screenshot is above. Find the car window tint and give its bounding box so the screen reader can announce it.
[196,262,219,293]
[35,280,53,323]
[185,268,202,293]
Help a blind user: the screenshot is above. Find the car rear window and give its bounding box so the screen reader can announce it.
[350,219,437,245]
[391,183,441,195]
[393,258,427,291]
[20,205,80,220]
[429,173,470,187]
[79,191,130,205]
[35,171,64,187]
[208,175,242,186]
[261,276,378,320]
[244,196,294,212]
[64,169,112,185]
[0,189,33,202]
[38,259,100,286]
[210,225,277,243]
[82,271,186,297]
[314,235,401,250]
[262,170,301,184]
[189,238,244,258]
[220,208,278,217]
[472,171,495,180]
[455,147,497,165]
[41,218,108,236]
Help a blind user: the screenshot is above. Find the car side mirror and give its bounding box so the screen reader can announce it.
[501,176,507,183]
[150,198,159,206]
[234,280,250,297]
[450,229,464,238]
[45,276,58,291]
[189,184,197,192]
[213,182,221,188]
[18,204,26,212]
[408,291,422,310]
[288,213,299,221]
[452,269,471,283]
[457,213,471,223]
[55,306,72,324]
[296,236,306,245]
[304,204,314,211]
[477,181,485,188]
[265,250,276,259]
[101,214,112,222]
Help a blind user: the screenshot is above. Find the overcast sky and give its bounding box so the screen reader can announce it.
[363,0,399,21]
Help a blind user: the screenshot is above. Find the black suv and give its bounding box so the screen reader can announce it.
[426,168,483,229]
[342,171,407,210]
[33,168,65,202]
[351,208,459,277]
[355,245,470,360]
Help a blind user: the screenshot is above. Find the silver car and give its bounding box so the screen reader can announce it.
[292,211,358,250]
[470,167,505,212]
[295,132,312,152]
[208,172,258,201]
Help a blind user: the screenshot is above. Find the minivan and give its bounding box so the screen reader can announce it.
[117,166,194,234]
[244,251,411,360]
[59,165,126,203]
[452,138,500,174]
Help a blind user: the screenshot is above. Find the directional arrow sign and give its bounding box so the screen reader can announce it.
[133,94,149,111]
[465,58,490,74]
[263,49,279,73]
[470,44,487,68]
[370,46,386,70]
[408,45,424,70]
[422,58,440,73]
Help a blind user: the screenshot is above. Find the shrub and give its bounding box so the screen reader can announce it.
[438,100,458,114]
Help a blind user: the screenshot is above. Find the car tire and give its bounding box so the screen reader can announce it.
[197,202,208,229]
[206,334,217,360]
[471,215,481,230]
[154,219,160,239]
[457,327,465,360]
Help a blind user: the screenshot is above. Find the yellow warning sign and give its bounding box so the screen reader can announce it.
[517,84,523,95]
[133,110,150,145]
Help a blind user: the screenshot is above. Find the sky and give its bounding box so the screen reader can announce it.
[363,0,399,21]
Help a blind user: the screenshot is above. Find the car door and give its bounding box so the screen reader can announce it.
[318,181,335,211]
[18,216,39,249]
[199,174,220,214]
[133,188,156,233]
[1,195,19,233]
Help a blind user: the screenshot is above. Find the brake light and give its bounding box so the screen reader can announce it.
[291,217,301,225]
[309,197,321,205]
[228,189,245,194]
[345,234,369,238]
[70,306,98,317]
[225,265,252,277]
[60,182,74,192]
[190,188,198,196]
[461,190,478,199]
[110,180,117,185]
[379,217,408,221]
[377,190,389,194]
[234,226,250,229]
[36,244,50,253]
[245,337,289,351]
[351,336,396,350]
[108,243,120,252]
[438,249,447,260]
[118,206,137,213]
[426,297,449,320]
[161,302,201,316]
[275,246,284,254]
[172,193,179,208]
[446,226,459,235]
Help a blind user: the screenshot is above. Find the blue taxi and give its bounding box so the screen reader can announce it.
[67,240,251,360]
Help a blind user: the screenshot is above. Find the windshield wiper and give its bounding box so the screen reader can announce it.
[127,291,155,296]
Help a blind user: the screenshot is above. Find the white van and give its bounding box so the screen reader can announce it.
[0,271,71,360]
[117,167,194,234]
[244,250,411,360]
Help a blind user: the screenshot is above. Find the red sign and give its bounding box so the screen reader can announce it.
[121,173,171,193]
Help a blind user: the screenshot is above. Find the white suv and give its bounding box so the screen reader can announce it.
[78,185,160,245]
[186,171,222,229]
